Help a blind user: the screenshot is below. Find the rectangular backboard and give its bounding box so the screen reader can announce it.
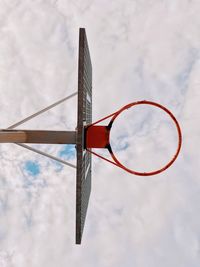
[76,28,92,244]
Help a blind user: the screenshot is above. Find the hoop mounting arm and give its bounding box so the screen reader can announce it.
[85,125,109,149]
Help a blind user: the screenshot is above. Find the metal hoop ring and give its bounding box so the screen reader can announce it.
[108,100,182,176]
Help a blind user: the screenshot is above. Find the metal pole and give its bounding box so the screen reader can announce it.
[0,130,76,144]
[4,92,78,168]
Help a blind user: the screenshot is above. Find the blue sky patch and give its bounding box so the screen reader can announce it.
[53,161,64,172]
[58,144,75,160]
[24,160,40,176]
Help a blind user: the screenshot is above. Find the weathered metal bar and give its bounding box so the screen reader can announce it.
[7,91,78,130]
[0,131,26,143]
[17,143,76,168]
[0,130,76,144]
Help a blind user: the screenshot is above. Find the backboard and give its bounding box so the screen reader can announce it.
[76,28,92,244]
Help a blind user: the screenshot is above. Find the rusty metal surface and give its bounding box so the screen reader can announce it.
[76,28,92,244]
[0,131,26,143]
[0,130,76,144]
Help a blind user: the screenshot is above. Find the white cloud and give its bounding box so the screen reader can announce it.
[0,0,200,266]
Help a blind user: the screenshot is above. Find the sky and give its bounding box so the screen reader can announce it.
[0,0,200,266]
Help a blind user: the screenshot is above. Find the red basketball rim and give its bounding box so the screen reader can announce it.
[107,100,182,176]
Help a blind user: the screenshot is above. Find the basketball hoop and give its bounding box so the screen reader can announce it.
[85,100,182,176]
[0,27,183,244]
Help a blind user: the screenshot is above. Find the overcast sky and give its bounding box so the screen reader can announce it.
[0,0,200,266]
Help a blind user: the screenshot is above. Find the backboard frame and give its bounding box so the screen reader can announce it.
[76,28,92,244]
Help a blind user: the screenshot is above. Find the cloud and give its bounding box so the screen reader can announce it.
[0,0,200,266]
